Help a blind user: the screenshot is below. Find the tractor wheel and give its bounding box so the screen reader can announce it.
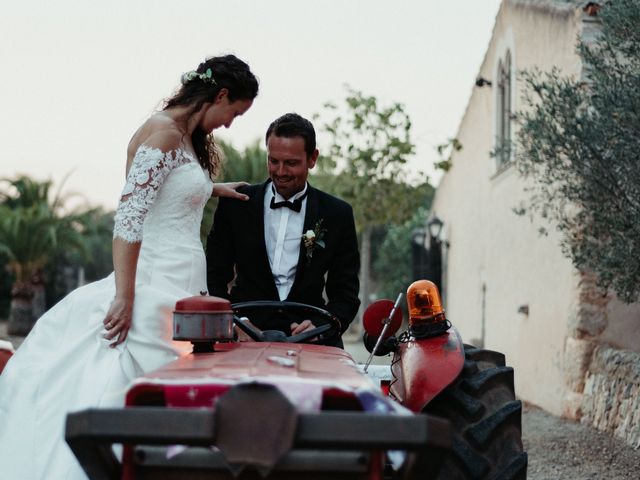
[407,344,528,479]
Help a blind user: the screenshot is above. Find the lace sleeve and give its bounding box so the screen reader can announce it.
[113,145,191,243]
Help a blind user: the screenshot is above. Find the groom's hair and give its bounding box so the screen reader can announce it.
[265,113,316,158]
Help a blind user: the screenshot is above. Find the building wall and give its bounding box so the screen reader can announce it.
[431,1,583,416]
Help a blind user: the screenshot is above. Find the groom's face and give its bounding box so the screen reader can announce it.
[266,134,318,200]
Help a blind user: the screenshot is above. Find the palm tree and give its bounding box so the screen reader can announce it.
[0,175,54,209]
[0,176,89,335]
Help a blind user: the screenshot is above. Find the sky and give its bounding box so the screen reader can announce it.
[0,0,503,210]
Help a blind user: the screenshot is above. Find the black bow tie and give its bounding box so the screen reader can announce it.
[270,190,308,212]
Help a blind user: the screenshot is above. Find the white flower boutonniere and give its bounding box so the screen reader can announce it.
[302,219,327,266]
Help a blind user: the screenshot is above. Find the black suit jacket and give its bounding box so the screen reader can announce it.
[206,181,360,347]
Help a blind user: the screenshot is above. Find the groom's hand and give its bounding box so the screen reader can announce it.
[234,319,259,342]
[290,320,316,335]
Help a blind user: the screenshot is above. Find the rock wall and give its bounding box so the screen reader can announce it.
[563,272,640,448]
[581,346,640,449]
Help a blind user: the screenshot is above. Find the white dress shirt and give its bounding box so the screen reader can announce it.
[264,183,308,300]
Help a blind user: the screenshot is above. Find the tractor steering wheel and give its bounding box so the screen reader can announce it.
[231,301,342,344]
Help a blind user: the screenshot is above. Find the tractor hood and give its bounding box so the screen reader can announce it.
[126,342,378,409]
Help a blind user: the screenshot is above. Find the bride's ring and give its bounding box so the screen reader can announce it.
[107,322,113,328]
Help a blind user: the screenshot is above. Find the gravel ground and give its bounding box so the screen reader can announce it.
[523,402,640,479]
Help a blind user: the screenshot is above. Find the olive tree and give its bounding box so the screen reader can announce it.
[515,0,640,302]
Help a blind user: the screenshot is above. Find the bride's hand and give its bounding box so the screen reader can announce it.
[103,296,133,347]
[212,182,249,201]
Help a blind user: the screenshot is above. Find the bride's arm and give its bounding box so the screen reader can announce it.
[104,131,183,346]
[103,239,140,346]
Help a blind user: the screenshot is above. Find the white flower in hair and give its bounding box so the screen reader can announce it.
[181,68,217,86]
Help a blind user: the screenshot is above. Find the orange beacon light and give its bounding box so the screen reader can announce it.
[406,280,449,337]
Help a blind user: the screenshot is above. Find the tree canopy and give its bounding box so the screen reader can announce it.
[515,0,640,302]
[372,207,432,300]
[313,87,434,307]
[0,176,112,321]
[313,86,429,232]
[0,176,88,286]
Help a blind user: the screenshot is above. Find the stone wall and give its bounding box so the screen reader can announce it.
[563,272,640,448]
[581,346,640,449]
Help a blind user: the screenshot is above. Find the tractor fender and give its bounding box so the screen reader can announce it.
[390,326,465,413]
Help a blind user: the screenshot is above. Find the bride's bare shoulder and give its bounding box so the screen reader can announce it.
[127,113,185,158]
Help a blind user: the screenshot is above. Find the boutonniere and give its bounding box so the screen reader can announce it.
[302,219,327,266]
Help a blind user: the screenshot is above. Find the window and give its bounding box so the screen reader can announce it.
[495,50,512,169]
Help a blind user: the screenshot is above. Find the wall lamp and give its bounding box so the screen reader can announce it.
[412,228,427,247]
[427,216,444,241]
[475,77,493,88]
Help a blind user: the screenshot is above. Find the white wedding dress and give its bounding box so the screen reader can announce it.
[0,145,213,479]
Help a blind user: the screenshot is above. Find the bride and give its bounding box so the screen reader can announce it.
[0,54,258,479]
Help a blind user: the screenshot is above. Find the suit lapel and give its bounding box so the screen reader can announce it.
[291,185,319,291]
[302,185,320,233]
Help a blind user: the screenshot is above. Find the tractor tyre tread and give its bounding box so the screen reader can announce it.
[409,345,527,480]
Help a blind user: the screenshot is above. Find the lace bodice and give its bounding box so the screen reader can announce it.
[113,145,213,245]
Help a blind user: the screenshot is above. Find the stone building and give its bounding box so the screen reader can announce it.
[428,0,640,447]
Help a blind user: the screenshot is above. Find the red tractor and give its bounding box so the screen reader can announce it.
[66,280,527,479]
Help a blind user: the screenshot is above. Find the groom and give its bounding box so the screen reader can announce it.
[206,113,360,348]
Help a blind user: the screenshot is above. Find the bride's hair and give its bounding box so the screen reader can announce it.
[164,54,259,177]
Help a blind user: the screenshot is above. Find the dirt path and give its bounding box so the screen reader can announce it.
[523,403,639,479]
